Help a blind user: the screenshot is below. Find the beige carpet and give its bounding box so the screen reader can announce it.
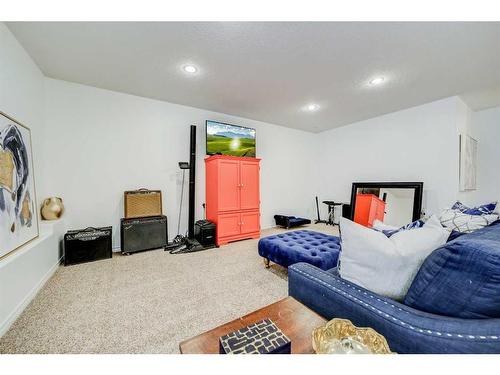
[0,223,339,354]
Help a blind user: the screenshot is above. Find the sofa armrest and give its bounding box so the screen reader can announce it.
[289,262,500,353]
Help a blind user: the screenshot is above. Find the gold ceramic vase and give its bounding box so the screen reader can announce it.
[41,197,64,220]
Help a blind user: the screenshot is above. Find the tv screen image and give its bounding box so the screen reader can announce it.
[206,120,256,157]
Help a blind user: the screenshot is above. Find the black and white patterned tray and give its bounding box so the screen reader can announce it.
[219,319,291,354]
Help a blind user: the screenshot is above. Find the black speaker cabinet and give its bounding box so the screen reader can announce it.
[64,226,112,266]
[121,215,168,254]
[194,219,216,247]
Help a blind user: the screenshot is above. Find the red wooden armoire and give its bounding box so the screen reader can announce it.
[205,155,261,246]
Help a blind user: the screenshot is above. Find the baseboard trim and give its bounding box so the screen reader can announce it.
[261,225,278,231]
[0,256,62,338]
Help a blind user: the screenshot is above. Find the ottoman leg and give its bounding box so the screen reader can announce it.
[263,258,270,268]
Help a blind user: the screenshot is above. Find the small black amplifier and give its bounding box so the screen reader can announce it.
[64,226,112,266]
[194,220,216,247]
[121,215,168,254]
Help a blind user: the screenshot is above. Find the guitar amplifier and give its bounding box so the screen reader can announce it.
[121,215,168,254]
[124,189,162,219]
[64,226,112,266]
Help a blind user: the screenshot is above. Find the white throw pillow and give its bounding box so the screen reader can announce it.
[372,220,398,231]
[439,208,499,233]
[338,215,450,300]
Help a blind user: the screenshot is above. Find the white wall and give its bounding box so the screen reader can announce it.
[0,23,63,335]
[316,97,469,218]
[467,106,500,206]
[43,78,319,248]
[0,23,45,194]
[37,77,492,245]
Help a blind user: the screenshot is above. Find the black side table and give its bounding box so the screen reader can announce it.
[322,201,345,226]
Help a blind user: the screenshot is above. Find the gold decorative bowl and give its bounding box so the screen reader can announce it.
[312,318,392,354]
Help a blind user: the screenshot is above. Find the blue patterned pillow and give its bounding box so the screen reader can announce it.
[451,201,497,215]
[379,219,425,237]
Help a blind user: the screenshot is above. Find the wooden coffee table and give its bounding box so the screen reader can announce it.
[179,297,327,354]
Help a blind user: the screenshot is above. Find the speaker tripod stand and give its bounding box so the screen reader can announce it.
[314,196,328,224]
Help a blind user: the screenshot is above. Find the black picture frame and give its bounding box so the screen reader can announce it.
[349,182,424,222]
[205,120,256,157]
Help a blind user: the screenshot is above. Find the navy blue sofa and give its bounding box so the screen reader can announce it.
[289,221,500,353]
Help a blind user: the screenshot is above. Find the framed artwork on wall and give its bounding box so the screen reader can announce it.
[0,111,39,258]
[459,134,478,191]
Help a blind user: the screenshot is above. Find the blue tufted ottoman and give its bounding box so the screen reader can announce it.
[258,230,341,270]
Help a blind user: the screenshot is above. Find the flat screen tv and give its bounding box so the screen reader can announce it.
[206,120,256,157]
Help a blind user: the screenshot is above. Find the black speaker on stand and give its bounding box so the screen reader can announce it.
[167,125,214,254]
[187,125,197,241]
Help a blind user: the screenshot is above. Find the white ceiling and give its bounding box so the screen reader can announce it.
[7,22,500,133]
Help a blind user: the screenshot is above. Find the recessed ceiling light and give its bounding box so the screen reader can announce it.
[183,64,198,74]
[305,103,320,112]
[369,76,385,86]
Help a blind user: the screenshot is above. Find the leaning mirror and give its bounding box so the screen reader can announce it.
[349,182,423,228]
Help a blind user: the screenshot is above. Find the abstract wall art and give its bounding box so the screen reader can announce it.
[459,134,478,191]
[0,111,38,258]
